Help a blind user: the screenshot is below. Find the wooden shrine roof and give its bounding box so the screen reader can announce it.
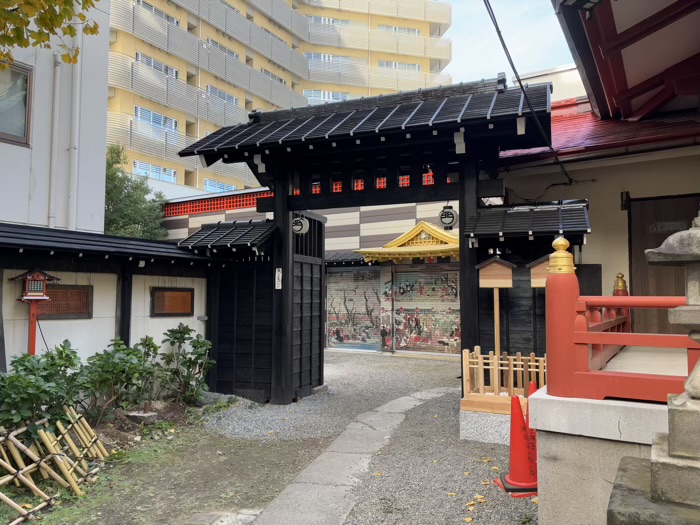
[355,221,459,263]
[179,220,276,253]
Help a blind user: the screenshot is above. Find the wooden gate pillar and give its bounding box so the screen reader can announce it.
[459,158,479,353]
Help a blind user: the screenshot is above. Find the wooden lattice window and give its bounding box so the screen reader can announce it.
[353,178,364,191]
[151,288,194,317]
[311,182,321,194]
[332,181,342,193]
[422,172,434,185]
[37,285,93,320]
[398,175,410,187]
[376,177,387,189]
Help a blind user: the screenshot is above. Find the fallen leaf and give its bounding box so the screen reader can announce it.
[267,431,275,435]
[433,459,439,464]
[373,472,383,477]
[464,518,473,523]
[475,494,485,499]
[448,493,456,497]
[463,471,470,476]
[168,428,176,433]
[433,415,439,418]
[20,504,32,510]
[482,457,491,462]
[491,467,500,471]
[480,481,491,485]
[477,499,487,504]
[532,497,539,505]
[467,507,475,512]
[466,501,475,507]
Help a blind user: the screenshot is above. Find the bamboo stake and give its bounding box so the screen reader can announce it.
[29,444,48,480]
[507,355,515,397]
[5,442,31,485]
[0,490,28,516]
[493,288,501,354]
[477,350,485,394]
[67,408,108,459]
[0,443,20,488]
[55,421,90,472]
[37,430,81,496]
[462,349,470,396]
[7,430,69,490]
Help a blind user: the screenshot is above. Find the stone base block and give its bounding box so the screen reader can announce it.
[668,393,700,459]
[608,456,700,525]
[651,433,700,507]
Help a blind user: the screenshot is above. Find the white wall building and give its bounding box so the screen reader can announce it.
[0,1,111,233]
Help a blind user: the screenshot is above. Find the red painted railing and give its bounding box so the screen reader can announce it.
[547,269,700,403]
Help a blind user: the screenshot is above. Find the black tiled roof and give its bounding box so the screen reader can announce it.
[325,251,367,265]
[465,201,590,239]
[0,223,208,261]
[180,81,551,160]
[179,220,276,251]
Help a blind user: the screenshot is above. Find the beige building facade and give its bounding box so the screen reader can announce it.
[107,0,452,195]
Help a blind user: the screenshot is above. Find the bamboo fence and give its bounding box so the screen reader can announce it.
[460,346,547,415]
[0,409,108,524]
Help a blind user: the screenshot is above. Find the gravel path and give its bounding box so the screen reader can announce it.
[206,351,461,440]
[344,392,539,525]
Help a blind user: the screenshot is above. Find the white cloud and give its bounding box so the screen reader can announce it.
[442,0,574,84]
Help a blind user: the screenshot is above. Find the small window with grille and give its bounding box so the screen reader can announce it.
[398,175,410,187]
[37,285,93,320]
[353,178,364,191]
[332,181,342,193]
[151,288,194,317]
[376,177,387,189]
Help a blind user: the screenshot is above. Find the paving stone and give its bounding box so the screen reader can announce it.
[326,427,391,454]
[354,410,405,432]
[608,456,700,525]
[411,387,459,400]
[254,483,354,525]
[374,396,423,413]
[295,451,372,486]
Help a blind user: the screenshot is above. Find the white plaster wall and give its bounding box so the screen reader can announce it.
[2,269,118,366]
[0,0,110,233]
[505,151,700,291]
[518,66,587,101]
[130,275,207,350]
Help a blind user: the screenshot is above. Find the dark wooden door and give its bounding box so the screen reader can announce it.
[629,195,700,334]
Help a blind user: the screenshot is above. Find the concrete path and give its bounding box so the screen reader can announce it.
[252,387,460,525]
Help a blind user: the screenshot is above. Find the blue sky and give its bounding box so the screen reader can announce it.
[442,0,574,83]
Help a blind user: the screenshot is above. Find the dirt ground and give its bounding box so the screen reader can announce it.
[23,406,331,525]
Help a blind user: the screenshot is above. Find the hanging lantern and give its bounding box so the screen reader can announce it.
[439,205,458,230]
[292,217,310,235]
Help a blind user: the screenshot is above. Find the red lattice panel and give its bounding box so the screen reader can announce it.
[332,181,342,193]
[353,179,364,191]
[311,183,321,194]
[163,191,273,218]
[398,175,410,187]
[422,171,434,185]
[376,177,387,189]
[37,286,92,319]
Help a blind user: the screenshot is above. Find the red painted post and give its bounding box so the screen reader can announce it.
[28,301,38,356]
[612,273,630,332]
[545,237,581,397]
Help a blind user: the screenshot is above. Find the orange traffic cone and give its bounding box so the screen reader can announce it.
[494,396,537,498]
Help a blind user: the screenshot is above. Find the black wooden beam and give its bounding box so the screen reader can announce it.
[459,159,479,364]
[271,167,295,404]
[118,265,133,346]
[205,268,221,392]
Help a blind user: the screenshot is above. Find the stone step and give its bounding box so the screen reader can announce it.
[608,457,700,525]
[651,433,700,507]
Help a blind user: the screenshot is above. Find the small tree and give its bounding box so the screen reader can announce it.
[104,145,167,240]
[0,0,99,68]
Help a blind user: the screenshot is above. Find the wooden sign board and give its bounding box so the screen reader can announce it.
[476,257,515,289]
[526,255,549,288]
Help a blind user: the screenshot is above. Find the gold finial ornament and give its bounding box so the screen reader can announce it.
[548,236,576,274]
[614,273,627,291]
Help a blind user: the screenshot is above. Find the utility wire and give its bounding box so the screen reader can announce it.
[37,319,50,352]
[483,0,596,202]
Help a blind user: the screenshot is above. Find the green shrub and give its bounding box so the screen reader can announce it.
[162,324,214,404]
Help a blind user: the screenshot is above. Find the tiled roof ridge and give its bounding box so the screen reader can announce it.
[254,75,507,124]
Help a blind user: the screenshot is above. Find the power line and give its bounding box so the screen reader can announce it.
[483,0,594,202]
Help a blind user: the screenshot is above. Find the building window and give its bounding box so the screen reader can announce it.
[37,285,93,320]
[303,89,349,104]
[378,60,421,72]
[0,63,31,146]
[398,175,410,187]
[260,68,287,86]
[422,172,434,185]
[353,178,364,191]
[133,160,177,183]
[311,182,321,194]
[206,85,239,106]
[207,38,240,60]
[306,15,349,26]
[136,0,179,25]
[135,52,178,79]
[304,53,351,64]
[204,179,236,193]
[332,181,342,193]
[151,288,194,317]
[378,24,420,36]
[134,106,177,130]
[376,177,387,189]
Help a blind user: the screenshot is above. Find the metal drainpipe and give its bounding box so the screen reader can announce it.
[67,29,83,230]
[48,53,62,228]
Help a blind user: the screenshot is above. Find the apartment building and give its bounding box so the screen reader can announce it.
[107,0,452,194]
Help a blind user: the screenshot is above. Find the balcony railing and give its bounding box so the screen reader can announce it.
[110,0,309,109]
[308,23,451,61]
[303,0,452,28]
[168,0,309,79]
[308,59,451,90]
[107,111,256,186]
[243,0,309,41]
[108,52,248,128]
